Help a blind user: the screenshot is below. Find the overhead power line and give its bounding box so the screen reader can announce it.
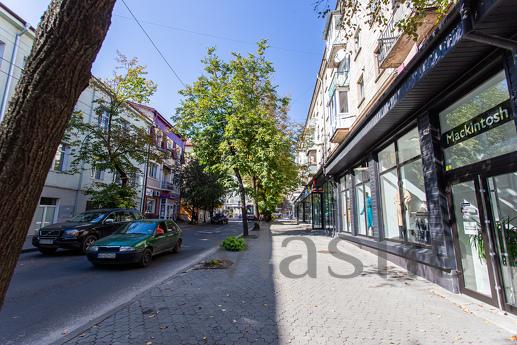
[120,0,187,88]
[113,14,320,56]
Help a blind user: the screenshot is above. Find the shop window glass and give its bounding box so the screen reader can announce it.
[378,143,396,172]
[397,127,420,163]
[400,159,429,244]
[439,71,517,171]
[313,193,322,228]
[380,169,401,239]
[378,127,429,244]
[340,175,352,232]
[354,164,373,236]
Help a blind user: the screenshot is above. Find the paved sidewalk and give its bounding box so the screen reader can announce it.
[62,222,517,345]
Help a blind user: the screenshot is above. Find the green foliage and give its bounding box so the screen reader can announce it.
[84,183,137,209]
[180,159,227,218]
[175,41,300,226]
[314,0,455,41]
[66,52,162,189]
[221,236,247,252]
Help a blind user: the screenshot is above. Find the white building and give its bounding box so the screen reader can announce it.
[0,4,151,235]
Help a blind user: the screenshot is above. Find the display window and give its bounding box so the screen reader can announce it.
[378,127,429,244]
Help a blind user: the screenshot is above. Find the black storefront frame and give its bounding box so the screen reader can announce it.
[432,57,517,313]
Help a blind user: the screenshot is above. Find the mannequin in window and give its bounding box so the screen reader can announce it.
[394,190,412,239]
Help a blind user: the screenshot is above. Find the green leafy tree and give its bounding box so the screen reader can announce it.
[314,0,455,40]
[67,53,163,204]
[84,182,138,209]
[176,41,299,234]
[180,159,227,223]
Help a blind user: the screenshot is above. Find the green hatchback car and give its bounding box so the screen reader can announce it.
[86,219,182,267]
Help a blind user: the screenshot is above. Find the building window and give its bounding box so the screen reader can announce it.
[357,75,365,105]
[354,163,373,236]
[439,70,517,171]
[340,174,352,232]
[378,127,429,244]
[91,168,105,181]
[52,143,70,172]
[338,90,349,114]
[146,198,156,214]
[149,163,159,179]
[98,112,109,131]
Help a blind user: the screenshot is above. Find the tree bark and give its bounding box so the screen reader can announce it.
[234,168,248,236]
[0,0,116,308]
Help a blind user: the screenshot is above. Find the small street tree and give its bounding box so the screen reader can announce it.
[67,53,162,207]
[180,159,227,223]
[314,0,454,40]
[0,0,117,309]
[175,41,298,235]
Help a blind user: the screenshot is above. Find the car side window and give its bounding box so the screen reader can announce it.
[104,212,117,223]
[122,211,134,222]
[158,222,168,233]
[166,221,177,232]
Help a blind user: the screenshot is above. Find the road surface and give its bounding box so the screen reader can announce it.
[0,221,244,345]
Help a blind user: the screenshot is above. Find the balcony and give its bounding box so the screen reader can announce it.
[327,71,349,98]
[161,180,176,191]
[377,4,439,69]
[329,115,352,144]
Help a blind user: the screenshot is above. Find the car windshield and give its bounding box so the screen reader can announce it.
[117,222,156,235]
[68,211,107,223]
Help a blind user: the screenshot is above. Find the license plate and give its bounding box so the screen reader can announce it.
[39,239,54,245]
[98,253,116,259]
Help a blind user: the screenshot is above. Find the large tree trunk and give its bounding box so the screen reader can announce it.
[234,168,248,236]
[0,0,116,309]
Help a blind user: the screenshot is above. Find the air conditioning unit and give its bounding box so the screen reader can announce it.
[153,191,161,197]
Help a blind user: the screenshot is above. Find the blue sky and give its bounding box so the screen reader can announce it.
[4,0,325,124]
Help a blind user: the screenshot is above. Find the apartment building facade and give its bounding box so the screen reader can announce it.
[0,4,151,235]
[295,0,517,314]
[129,103,185,221]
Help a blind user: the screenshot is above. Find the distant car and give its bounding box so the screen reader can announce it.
[210,213,228,224]
[32,208,142,255]
[86,219,182,267]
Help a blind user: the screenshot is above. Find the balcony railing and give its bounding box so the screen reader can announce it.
[329,115,352,143]
[161,180,176,190]
[377,4,439,69]
[327,71,349,98]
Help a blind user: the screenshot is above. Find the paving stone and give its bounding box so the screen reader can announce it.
[63,222,516,345]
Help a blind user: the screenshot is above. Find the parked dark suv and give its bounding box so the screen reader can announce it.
[32,208,143,254]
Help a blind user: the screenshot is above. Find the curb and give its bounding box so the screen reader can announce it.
[54,245,223,345]
[21,247,38,254]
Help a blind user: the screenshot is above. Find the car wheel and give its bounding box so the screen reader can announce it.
[139,248,152,267]
[81,235,97,254]
[172,239,182,253]
[39,247,57,255]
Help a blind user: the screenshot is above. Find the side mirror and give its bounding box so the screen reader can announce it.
[104,218,115,224]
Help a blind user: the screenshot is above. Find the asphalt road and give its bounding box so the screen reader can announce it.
[0,221,245,345]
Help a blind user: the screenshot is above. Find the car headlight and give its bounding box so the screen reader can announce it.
[88,246,99,252]
[63,229,80,237]
[119,246,135,252]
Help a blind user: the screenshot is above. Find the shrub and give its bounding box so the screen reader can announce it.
[221,236,247,251]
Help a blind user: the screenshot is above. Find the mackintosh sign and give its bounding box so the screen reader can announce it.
[442,100,513,148]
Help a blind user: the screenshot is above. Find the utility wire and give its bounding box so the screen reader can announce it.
[120,0,187,88]
[113,14,320,56]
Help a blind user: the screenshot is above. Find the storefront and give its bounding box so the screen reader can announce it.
[322,0,517,313]
[295,178,324,229]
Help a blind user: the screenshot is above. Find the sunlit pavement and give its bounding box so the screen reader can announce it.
[58,221,517,345]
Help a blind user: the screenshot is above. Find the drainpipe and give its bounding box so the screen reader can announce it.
[461,0,517,64]
[0,23,30,122]
[73,87,96,215]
